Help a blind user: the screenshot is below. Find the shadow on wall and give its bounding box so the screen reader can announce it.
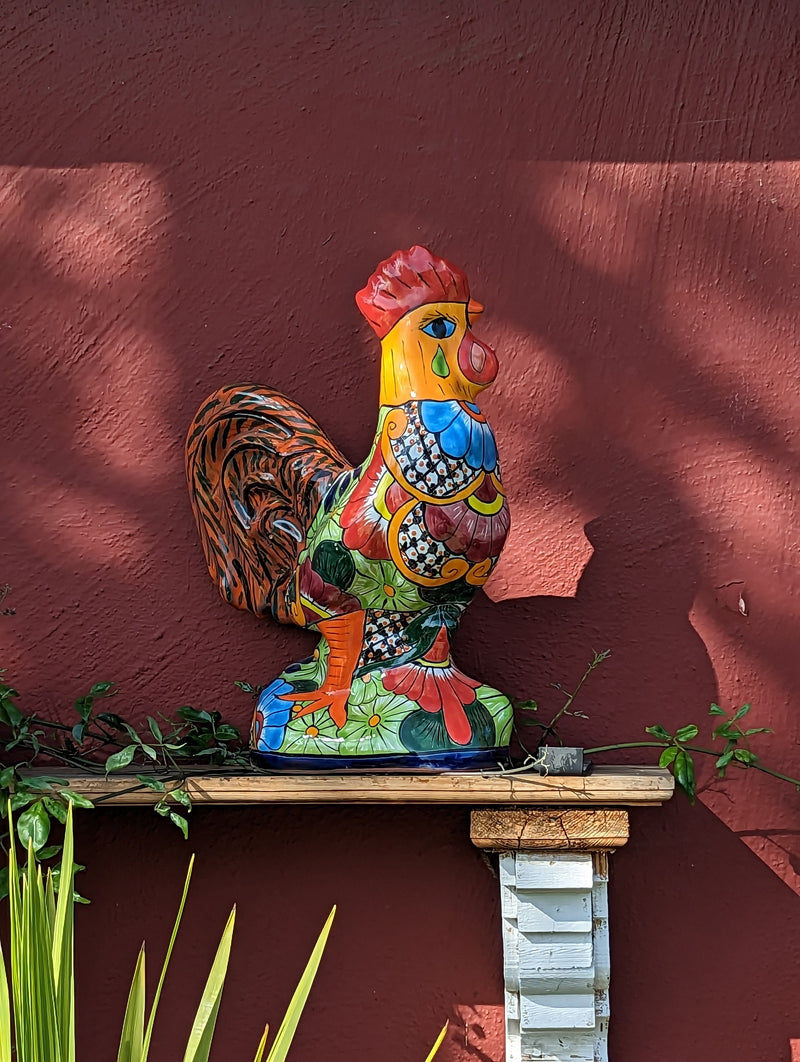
[2,2,800,1061]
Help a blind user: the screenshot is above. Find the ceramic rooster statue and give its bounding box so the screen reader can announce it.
[186,247,513,770]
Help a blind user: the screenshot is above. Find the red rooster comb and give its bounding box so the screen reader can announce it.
[356,246,479,339]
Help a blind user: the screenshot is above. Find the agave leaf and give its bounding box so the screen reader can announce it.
[266,906,335,1062]
[51,805,75,976]
[51,806,76,1062]
[117,946,146,1062]
[424,1022,449,1061]
[6,814,22,1062]
[0,939,11,1062]
[251,1025,269,1062]
[45,870,56,927]
[141,855,195,1059]
[181,906,236,1062]
[25,847,61,1062]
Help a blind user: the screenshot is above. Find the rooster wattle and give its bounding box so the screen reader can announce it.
[186,246,513,769]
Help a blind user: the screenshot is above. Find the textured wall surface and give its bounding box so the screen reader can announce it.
[2,2,800,1059]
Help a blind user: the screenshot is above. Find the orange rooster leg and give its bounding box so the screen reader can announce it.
[279,610,366,729]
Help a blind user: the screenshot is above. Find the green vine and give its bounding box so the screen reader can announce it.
[0,669,251,875]
[512,650,795,803]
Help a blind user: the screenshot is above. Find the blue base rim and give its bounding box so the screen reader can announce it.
[249,746,511,774]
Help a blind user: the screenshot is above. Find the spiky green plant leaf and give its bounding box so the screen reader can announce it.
[51,806,75,1062]
[140,856,195,1059]
[0,938,11,1062]
[252,1025,269,1062]
[181,906,236,1062]
[266,906,336,1062]
[424,1022,449,1061]
[116,946,146,1062]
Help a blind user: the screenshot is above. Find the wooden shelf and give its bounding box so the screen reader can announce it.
[40,766,674,807]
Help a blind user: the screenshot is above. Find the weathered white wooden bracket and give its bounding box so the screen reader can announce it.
[471,808,631,1062]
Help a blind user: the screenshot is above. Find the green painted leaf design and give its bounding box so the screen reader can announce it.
[399,701,495,753]
[311,541,356,590]
[431,344,450,378]
[419,580,473,605]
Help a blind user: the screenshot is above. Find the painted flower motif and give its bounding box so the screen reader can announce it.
[252,678,294,752]
[344,682,410,755]
[382,661,479,745]
[419,400,498,472]
[281,709,344,755]
[350,558,422,612]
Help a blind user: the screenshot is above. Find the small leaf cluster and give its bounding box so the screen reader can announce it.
[146,779,194,840]
[709,702,771,773]
[643,703,774,802]
[645,723,700,803]
[0,676,94,871]
[0,669,251,849]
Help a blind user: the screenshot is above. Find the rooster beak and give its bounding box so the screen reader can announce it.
[467,298,484,320]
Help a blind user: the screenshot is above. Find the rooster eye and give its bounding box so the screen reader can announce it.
[421,317,456,340]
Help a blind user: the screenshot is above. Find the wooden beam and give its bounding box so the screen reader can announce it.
[470,808,630,851]
[29,766,673,806]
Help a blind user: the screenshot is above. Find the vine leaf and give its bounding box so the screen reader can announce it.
[105,746,136,773]
[645,724,672,741]
[673,749,696,803]
[659,746,679,768]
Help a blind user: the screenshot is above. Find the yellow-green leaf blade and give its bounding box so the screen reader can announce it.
[424,1022,449,1062]
[142,855,195,1059]
[251,1025,269,1062]
[266,906,335,1062]
[0,940,12,1062]
[24,852,61,1062]
[51,806,76,1062]
[117,945,146,1062]
[181,906,236,1062]
[51,805,75,980]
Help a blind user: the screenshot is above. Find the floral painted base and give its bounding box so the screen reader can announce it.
[250,638,513,766]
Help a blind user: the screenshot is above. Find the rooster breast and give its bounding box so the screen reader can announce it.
[292,399,508,629]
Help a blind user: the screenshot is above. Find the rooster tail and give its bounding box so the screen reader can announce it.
[186,385,351,624]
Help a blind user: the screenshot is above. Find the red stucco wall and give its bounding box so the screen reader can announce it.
[3,3,800,1059]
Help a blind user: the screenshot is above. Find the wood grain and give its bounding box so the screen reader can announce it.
[29,766,673,806]
[470,808,630,851]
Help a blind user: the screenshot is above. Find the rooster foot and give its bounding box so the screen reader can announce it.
[278,688,349,730]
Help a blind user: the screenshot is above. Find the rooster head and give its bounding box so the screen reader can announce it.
[356,246,498,406]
